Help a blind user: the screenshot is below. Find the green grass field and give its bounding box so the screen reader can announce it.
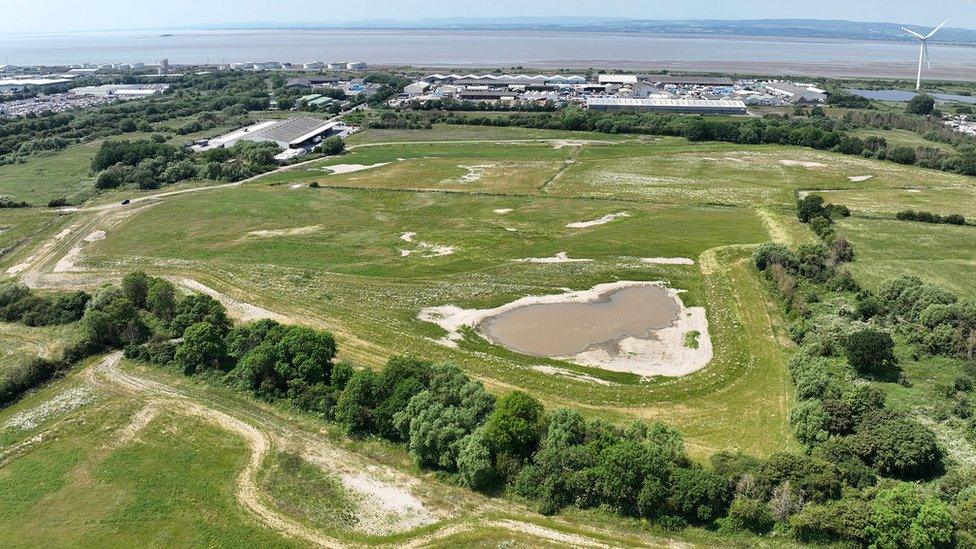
[4,123,976,546]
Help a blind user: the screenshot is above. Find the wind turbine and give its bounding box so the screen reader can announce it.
[901,19,949,90]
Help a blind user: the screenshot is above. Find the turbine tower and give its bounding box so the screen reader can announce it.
[901,19,949,90]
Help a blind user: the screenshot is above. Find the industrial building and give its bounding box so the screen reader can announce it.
[0,77,72,93]
[422,74,587,85]
[647,75,735,86]
[763,82,827,105]
[69,84,169,98]
[191,117,347,153]
[586,98,748,115]
[597,74,639,84]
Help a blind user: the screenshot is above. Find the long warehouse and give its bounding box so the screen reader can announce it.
[586,98,748,115]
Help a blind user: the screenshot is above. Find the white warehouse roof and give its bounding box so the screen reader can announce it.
[587,98,747,109]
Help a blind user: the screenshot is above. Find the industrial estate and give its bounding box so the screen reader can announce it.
[3,14,976,549]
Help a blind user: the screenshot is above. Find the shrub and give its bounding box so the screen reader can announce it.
[0,357,63,407]
[725,497,775,534]
[854,412,942,479]
[844,328,898,380]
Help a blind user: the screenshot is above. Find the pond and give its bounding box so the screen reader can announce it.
[850,89,976,105]
[475,285,679,358]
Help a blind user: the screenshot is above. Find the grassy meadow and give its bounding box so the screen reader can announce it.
[3,121,976,545]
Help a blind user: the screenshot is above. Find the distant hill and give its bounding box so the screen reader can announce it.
[210,18,976,45]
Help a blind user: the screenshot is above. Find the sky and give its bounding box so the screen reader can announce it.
[2,0,974,34]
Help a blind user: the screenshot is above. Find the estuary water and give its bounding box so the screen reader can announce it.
[2,29,976,80]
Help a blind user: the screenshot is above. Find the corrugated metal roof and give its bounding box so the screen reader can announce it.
[586,98,747,108]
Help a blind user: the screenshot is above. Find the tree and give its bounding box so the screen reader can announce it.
[797,195,827,223]
[906,94,936,116]
[866,483,955,548]
[174,322,227,374]
[457,427,498,491]
[844,328,897,379]
[665,468,730,524]
[482,390,544,460]
[121,271,151,308]
[172,293,230,336]
[854,413,942,479]
[146,278,177,321]
[333,369,379,435]
[790,399,830,446]
[725,497,775,534]
[318,136,345,156]
[889,146,918,165]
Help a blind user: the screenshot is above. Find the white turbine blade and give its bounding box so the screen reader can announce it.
[902,27,926,40]
[925,19,949,39]
[924,42,932,69]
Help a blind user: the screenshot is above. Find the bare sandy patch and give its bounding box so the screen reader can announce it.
[531,365,613,385]
[116,404,160,444]
[641,257,695,266]
[401,242,455,258]
[493,208,514,214]
[83,230,106,242]
[176,278,290,323]
[4,386,94,430]
[323,162,389,175]
[848,175,874,182]
[52,246,83,273]
[247,225,322,238]
[6,255,36,275]
[513,252,592,264]
[566,212,630,228]
[54,229,72,240]
[906,188,922,193]
[289,183,303,189]
[446,164,495,184]
[400,231,416,242]
[780,160,826,168]
[338,473,437,535]
[420,281,712,377]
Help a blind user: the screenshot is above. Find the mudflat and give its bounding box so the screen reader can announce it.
[476,285,679,357]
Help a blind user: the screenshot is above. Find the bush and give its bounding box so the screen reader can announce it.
[317,136,345,156]
[665,468,730,524]
[906,94,936,116]
[725,497,775,534]
[174,322,227,374]
[844,328,898,380]
[0,357,63,407]
[854,412,942,479]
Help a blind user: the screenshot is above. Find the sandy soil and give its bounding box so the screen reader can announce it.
[83,230,106,242]
[324,162,389,175]
[848,175,874,182]
[780,160,826,168]
[52,246,83,273]
[115,403,160,445]
[4,386,94,431]
[513,252,592,264]
[247,225,322,238]
[54,229,72,240]
[493,208,514,214]
[339,473,436,535]
[448,164,495,184]
[400,235,455,258]
[531,365,613,385]
[641,257,695,266]
[566,212,630,228]
[420,281,713,377]
[174,278,291,324]
[6,255,36,275]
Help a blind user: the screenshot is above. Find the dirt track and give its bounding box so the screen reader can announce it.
[86,352,641,548]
